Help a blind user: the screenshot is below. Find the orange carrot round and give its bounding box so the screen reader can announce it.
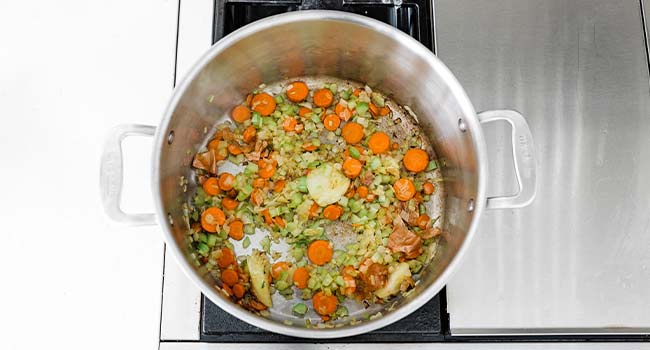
[273,216,286,228]
[221,197,239,211]
[232,283,245,298]
[282,117,297,132]
[218,172,235,190]
[393,178,416,201]
[201,207,225,232]
[261,209,273,225]
[403,149,429,173]
[323,114,341,131]
[293,267,309,289]
[228,220,244,240]
[298,107,311,117]
[423,182,435,195]
[231,105,251,123]
[308,202,320,218]
[243,125,256,143]
[258,159,276,179]
[335,101,352,121]
[417,214,430,229]
[379,106,390,116]
[222,269,238,286]
[286,81,309,102]
[202,177,220,196]
[250,189,264,206]
[217,247,235,268]
[245,94,253,107]
[252,177,266,188]
[356,185,369,199]
[369,102,380,117]
[323,204,343,220]
[341,122,364,144]
[307,240,333,266]
[273,179,286,193]
[342,158,362,178]
[227,144,242,155]
[368,131,390,154]
[353,88,362,97]
[313,88,334,108]
[272,261,291,279]
[312,291,338,316]
[251,92,276,116]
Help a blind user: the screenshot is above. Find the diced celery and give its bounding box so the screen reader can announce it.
[274,95,284,103]
[369,157,381,170]
[236,184,253,201]
[335,275,345,286]
[355,102,369,115]
[269,207,281,218]
[312,107,322,114]
[322,274,333,287]
[329,83,338,94]
[275,280,290,290]
[244,163,259,175]
[340,89,351,100]
[371,92,385,107]
[260,236,271,253]
[252,112,262,128]
[243,236,251,248]
[297,176,308,193]
[426,159,438,171]
[292,303,308,316]
[349,146,360,159]
[310,114,320,123]
[207,234,218,247]
[289,192,303,208]
[197,242,210,256]
[335,306,349,317]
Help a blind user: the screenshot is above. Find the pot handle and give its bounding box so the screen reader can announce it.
[477,110,537,210]
[100,124,158,225]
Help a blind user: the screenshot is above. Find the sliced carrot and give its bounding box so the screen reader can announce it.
[273,179,286,193]
[391,142,399,150]
[323,114,341,131]
[250,299,268,311]
[379,106,390,116]
[201,207,225,232]
[243,125,256,143]
[342,265,356,277]
[218,172,235,191]
[273,216,286,228]
[343,275,356,295]
[308,202,320,218]
[222,284,232,296]
[294,123,304,134]
[272,261,291,279]
[231,105,251,123]
[250,189,264,206]
[202,177,220,196]
[307,240,333,266]
[356,185,369,199]
[227,144,242,155]
[245,94,253,107]
[423,181,435,195]
[261,209,273,225]
[417,214,430,229]
[342,158,362,178]
[414,191,423,203]
[298,107,311,117]
[368,131,390,154]
[393,178,416,201]
[366,193,376,202]
[312,291,338,316]
[293,267,309,289]
[222,269,239,286]
[282,117,297,132]
[341,122,364,144]
[345,185,355,198]
[369,102,380,117]
[252,177,266,188]
[313,88,334,108]
[251,92,276,116]
[403,149,429,173]
[286,81,309,102]
[323,205,343,220]
[228,220,244,240]
[353,88,362,97]
[335,101,352,121]
[302,143,318,152]
[258,159,276,179]
[217,247,235,268]
[222,197,239,211]
[232,283,245,299]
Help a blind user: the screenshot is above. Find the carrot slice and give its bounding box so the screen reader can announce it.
[282,117,297,132]
[323,204,343,220]
[232,283,245,299]
[308,202,320,218]
[286,81,309,102]
[217,247,235,268]
[222,197,239,211]
[202,177,220,196]
[227,144,242,155]
[313,88,334,108]
[222,269,239,286]
[252,177,266,188]
[250,189,264,206]
[345,185,355,198]
[335,101,352,121]
[298,107,311,117]
[312,291,338,316]
[228,220,244,240]
[218,172,236,190]
[261,209,273,225]
[307,240,333,265]
[201,207,225,232]
[245,94,253,107]
[423,181,435,195]
[353,88,362,97]
[250,299,268,311]
[379,106,390,116]
[258,159,276,179]
[302,143,318,152]
[403,149,429,173]
[369,102,380,117]
[293,267,309,289]
[323,114,341,131]
[271,261,291,279]
[341,122,364,144]
[393,178,416,201]
[243,125,256,143]
[231,105,251,123]
[368,131,390,154]
[342,158,362,178]
[273,179,286,193]
[251,92,276,116]
[417,214,430,229]
[356,185,369,199]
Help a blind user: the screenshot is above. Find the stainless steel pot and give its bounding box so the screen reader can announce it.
[100,11,536,338]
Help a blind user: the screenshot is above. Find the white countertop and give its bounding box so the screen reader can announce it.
[0,1,177,349]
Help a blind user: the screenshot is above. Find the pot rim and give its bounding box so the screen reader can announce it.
[152,10,487,339]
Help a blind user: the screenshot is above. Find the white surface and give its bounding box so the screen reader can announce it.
[0,1,178,349]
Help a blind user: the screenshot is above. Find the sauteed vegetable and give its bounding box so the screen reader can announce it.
[186,79,443,323]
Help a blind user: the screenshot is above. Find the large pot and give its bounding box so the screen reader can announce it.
[100,11,536,338]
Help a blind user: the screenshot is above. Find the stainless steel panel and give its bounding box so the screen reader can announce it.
[438,0,650,334]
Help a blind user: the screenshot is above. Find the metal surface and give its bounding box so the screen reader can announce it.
[439,0,650,334]
[160,343,650,350]
[100,124,157,225]
[146,10,534,338]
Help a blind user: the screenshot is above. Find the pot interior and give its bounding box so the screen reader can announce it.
[155,11,483,336]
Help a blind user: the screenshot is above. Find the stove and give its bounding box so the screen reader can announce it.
[159,0,650,347]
